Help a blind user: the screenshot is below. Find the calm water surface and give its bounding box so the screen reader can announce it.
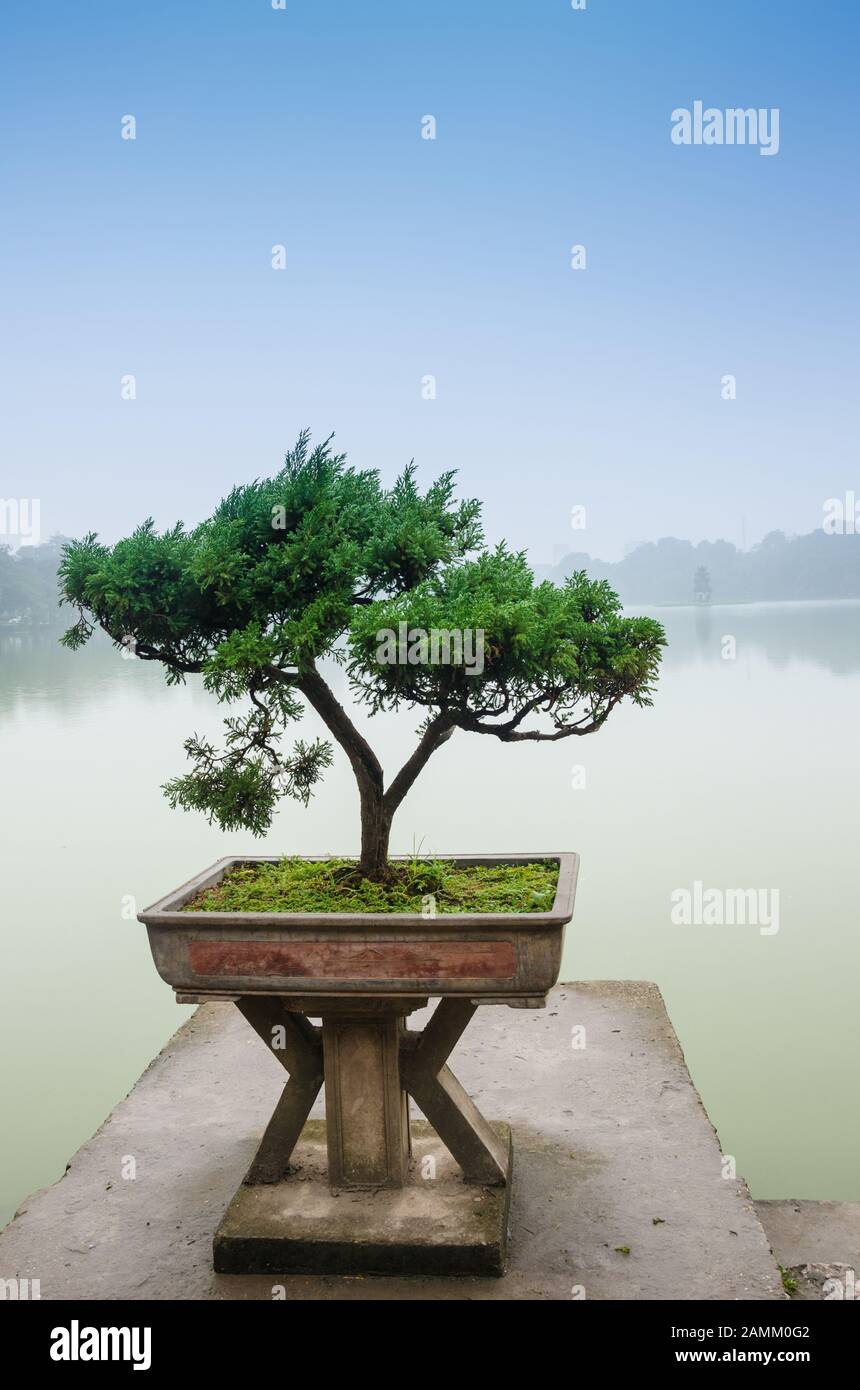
[1,601,858,1225]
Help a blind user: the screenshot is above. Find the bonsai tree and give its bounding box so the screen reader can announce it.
[59,433,665,882]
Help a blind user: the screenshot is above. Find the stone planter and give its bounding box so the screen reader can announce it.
[139,852,578,1001]
[137,852,579,1275]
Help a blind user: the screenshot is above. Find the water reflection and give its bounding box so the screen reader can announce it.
[636,600,860,676]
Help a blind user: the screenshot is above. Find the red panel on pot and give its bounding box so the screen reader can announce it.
[187,939,517,980]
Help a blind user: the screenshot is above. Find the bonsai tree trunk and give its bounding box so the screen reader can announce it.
[293,666,458,883]
[355,713,455,880]
[358,783,392,881]
[297,666,393,881]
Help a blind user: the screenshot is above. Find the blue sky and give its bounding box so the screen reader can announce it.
[1,0,857,560]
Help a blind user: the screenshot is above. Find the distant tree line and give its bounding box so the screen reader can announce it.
[534,530,860,605]
[0,537,70,628]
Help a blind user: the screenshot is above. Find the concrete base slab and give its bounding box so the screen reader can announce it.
[755,1200,860,1300]
[755,1200,860,1271]
[0,982,785,1300]
[214,1120,512,1276]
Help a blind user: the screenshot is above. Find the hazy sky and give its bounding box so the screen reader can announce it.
[1,0,857,561]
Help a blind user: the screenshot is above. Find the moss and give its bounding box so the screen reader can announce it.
[780,1265,799,1296]
[184,857,559,915]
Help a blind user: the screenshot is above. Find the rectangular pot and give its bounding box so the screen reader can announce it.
[137,853,579,1001]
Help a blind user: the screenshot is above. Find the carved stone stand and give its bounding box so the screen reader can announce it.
[143,854,579,1275]
[211,994,513,1275]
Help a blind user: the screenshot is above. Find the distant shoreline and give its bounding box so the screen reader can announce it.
[623,597,860,612]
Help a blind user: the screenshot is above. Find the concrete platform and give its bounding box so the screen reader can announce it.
[0,982,785,1300]
[755,1200,860,1301]
[755,1200,860,1271]
[214,1120,512,1276]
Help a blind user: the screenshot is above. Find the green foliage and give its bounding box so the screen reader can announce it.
[60,432,482,673]
[59,431,665,843]
[780,1265,799,1296]
[164,733,333,835]
[348,548,665,739]
[184,856,560,915]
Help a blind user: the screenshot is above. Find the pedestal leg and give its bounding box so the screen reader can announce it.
[322,1009,410,1190]
[401,999,509,1184]
[234,997,323,1183]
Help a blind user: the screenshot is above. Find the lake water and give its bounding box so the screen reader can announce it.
[1,601,858,1227]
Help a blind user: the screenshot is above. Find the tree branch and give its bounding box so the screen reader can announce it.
[270,663,384,794]
[452,694,622,741]
[132,640,206,673]
[383,714,455,817]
